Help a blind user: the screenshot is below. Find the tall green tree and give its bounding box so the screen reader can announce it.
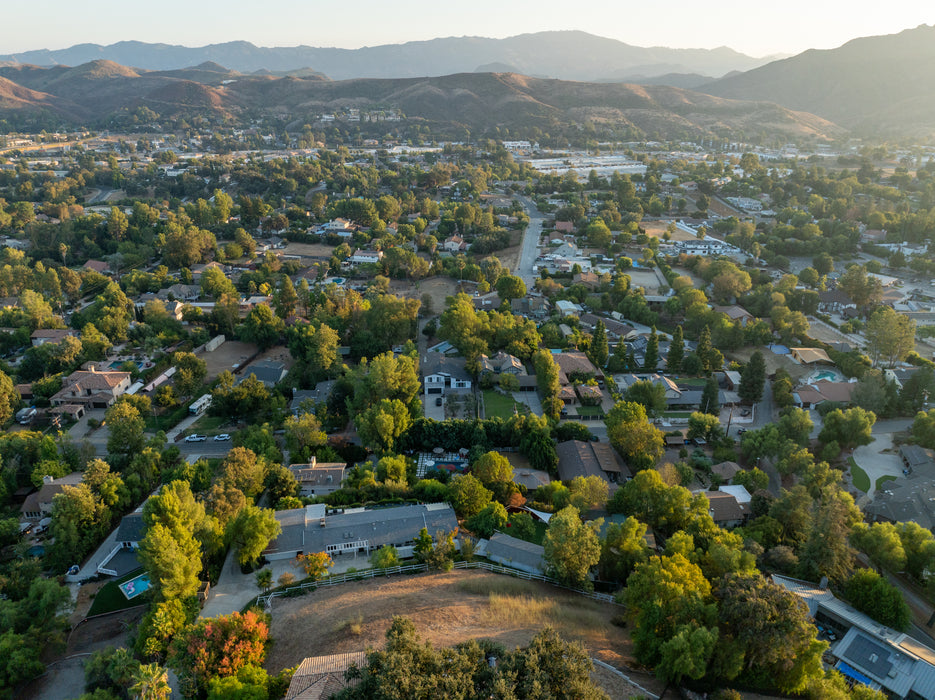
[227,505,282,567]
[590,320,608,369]
[543,506,602,590]
[738,351,766,405]
[666,325,684,373]
[701,376,720,415]
[643,327,659,371]
[865,306,916,368]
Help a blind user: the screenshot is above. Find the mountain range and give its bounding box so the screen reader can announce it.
[699,24,935,136]
[0,32,777,83]
[1,25,934,140]
[0,60,841,142]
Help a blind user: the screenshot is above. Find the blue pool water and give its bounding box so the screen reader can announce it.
[118,573,151,600]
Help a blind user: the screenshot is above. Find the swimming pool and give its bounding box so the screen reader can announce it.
[810,370,840,382]
[118,573,151,600]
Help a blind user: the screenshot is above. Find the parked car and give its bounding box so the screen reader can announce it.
[435,397,443,406]
[214,434,231,442]
[185,434,207,442]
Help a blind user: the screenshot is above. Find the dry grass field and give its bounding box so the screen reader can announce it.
[263,569,664,698]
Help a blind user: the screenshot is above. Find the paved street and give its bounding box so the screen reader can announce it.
[516,195,543,286]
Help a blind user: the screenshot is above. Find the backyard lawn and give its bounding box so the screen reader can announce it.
[875,474,898,492]
[87,569,147,616]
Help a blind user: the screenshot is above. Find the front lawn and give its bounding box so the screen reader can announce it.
[574,405,604,416]
[483,390,521,419]
[848,457,871,493]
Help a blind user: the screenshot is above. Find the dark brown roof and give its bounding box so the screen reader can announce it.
[704,491,746,523]
[555,440,626,482]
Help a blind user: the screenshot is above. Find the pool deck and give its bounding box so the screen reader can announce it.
[416,452,468,477]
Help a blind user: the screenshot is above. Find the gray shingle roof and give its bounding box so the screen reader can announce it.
[266,504,458,557]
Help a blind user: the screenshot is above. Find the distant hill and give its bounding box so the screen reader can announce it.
[0,32,774,82]
[0,60,842,142]
[699,24,935,136]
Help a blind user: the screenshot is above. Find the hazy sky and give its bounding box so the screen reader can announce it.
[2,0,933,56]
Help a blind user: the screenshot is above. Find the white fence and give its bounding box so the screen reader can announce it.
[256,560,621,608]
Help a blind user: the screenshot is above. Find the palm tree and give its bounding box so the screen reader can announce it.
[131,663,171,700]
[256,568,273,594]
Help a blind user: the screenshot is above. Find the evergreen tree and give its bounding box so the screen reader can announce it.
[701,376,719,415]
[275,275,299,319]
[738,350,766,404]
[644,327,659,371]
[590,320,608,369]
[667,325,684,373]
[696,325,713,372]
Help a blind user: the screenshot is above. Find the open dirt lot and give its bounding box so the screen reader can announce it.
[281,242,335,259]
[641,220,695,241]
[390,275,460,311]
[200,340,259,380]
[625,269,662,292]
[263,569,663,698]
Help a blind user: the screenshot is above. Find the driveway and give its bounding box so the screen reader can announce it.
[852,432,905,501]
[200,548,373,619]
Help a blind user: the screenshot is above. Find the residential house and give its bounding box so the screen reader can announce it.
[51,367,132,409]
[442,234,467,252]
[899,445,935,474]
[552,241,579,259]
[555,439,627,484]
[190,261,226,282]
[21,473,83,522]
[30,329,78,346]
[790,347,833,365]
[510,295,551,319]
[290,458,348,497]
[348,249,384,266]
[290,381,335,415]
[83,259,111,275]
[478,351,526,376]
[96,511,146,577]
[573,271,601,290]
[553,352,602,384]
[485,533,546,575]
[422,354,472,395]
[321,218,355,237]
[866,473,935,529]
[711,461,742,483]
[472,292,502,311]
[884,367,921,391]
[818,289,857,315]
[792,379,856,408]
[285,652,366,700]
[614,373,681,400]
[554,300,583,318]
[579,314,635,341]
[774,574,935,700]
[238,360,287,388]
[156,284,201,302]
[713,305,754,327]
[702,490,748,527]
[554,220,575,234]
[264,503,459,561]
